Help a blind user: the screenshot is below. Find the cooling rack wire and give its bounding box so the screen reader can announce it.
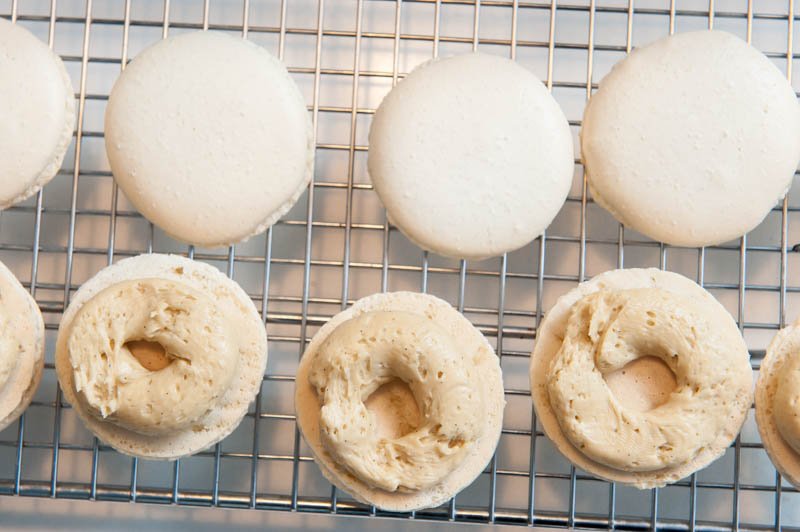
[1,0,799,529]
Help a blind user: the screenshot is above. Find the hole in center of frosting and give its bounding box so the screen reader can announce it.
[126,340,172,371]
[604,356,677,412]
[364,378,421,439]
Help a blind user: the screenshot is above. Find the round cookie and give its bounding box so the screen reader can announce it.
[0,18,75,209]
[756,320,800,487]
[295,292,505,511]
[581,30,800,247]
[0,260,45,432]
[530,268,753,488]
[368,53,574,260]
[55,254,267,459]
[105,31,314,247]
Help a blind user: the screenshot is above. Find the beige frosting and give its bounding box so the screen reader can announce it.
[55,254,268,460]
[774,355,800,453]
[0,260,45,432]
[295,291,505,512]
[67,279,239,436]
[0,313,19,391]
[757,320,800,488]
[309,311,484,492]
[549,288,747,472]
[531,268,753,488]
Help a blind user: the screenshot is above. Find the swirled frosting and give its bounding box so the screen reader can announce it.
[67,279,239,435]
[773,355,800,453]
[548,288,751,472]
[308,311,486,492]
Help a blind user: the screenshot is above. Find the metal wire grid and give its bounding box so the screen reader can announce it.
[0,0,799,529]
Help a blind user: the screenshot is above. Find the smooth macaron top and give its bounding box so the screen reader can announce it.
[105,31,314,247]
[581,30,800,247]
[368,53,574,260]
[0,18,75,209]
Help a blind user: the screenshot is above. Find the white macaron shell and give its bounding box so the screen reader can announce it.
[582,30,800,247]
[105,32,313,247]
[368,53,574,260]
[0,18,75,209]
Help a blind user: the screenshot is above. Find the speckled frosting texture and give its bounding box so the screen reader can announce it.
[67,279,240,436]
[0,260,45,432]
[296,292,505,511]
[55,254,268,460]
[531,269,753,488]
[581,30,800,247]
[756,319,800,488]
[308,311,486,492]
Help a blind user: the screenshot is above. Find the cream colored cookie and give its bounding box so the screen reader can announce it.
[368,53,574,259]
[0,18,75,209]
[581,30,800,247]
[531,268,753,488]
[55,254,267,459]
[0,260,45,431]
[756,319,800,487]
[105,31,313,247]
[295,292,505,511]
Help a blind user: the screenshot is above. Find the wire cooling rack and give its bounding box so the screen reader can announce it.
[1,0,800,530]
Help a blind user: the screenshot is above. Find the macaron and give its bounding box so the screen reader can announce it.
[756,319,800,488]
[55,254,267,459]
[296,291,505,511]
[368,53,574,260]
[581,30,800,247]
[0,18,75,209]
[531,268,752,488]
[0,260,45,432]
[105,31,314,247]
